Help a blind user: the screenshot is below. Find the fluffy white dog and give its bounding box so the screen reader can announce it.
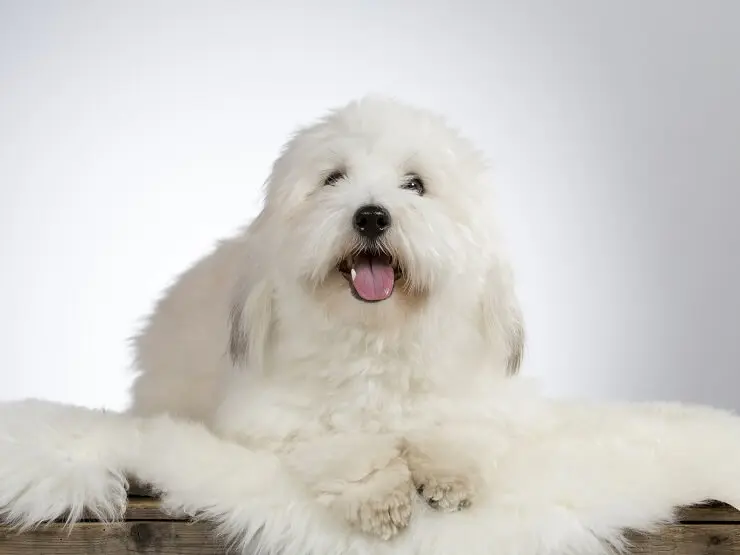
[127,96,525,539]
[3,96,740,555]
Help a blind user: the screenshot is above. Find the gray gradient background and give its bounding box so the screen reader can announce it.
[0,1,738,411]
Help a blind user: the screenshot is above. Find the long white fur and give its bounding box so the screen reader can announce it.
[2,385,740,555]
[1,96,740,554]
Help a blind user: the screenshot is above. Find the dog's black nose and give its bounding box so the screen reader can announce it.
[353,204,391,239]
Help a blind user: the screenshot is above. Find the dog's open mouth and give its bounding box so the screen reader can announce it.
[338,251,402,303]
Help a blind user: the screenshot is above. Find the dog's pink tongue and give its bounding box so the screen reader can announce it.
[351,256,395,301]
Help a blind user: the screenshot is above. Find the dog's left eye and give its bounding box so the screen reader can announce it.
[323,170,346,187]
[401,174,425,196]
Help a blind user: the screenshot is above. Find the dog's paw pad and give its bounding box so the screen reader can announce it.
[415,474,475,512]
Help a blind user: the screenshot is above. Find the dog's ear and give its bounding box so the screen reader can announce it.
[228,277,273,371]
[227,216,275,372]
[479,260,526,375]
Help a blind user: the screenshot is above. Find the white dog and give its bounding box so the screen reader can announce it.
[3,95,740,555]
[127,96,525,540]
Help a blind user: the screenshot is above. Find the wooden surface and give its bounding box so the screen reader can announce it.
[1,496,739,554]
[627,503,740,555]
[0,494,226,555]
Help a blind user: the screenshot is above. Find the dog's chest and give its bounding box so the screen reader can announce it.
[249,316,492,437]
[263,338,432,432]
[292,358,420,430]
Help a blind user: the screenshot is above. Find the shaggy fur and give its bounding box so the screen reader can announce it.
[2,386,740,555]
[129,96,526,539]
[1,97,740,555]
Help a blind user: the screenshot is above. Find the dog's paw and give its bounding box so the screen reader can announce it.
[346,477,413,540]
[326,457,414,540]
[402,439,479,512]
[414,470,475,512]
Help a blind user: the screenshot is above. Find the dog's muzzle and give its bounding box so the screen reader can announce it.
[337,204,399,303]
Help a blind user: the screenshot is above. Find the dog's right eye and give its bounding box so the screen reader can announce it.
[323,170,346,187]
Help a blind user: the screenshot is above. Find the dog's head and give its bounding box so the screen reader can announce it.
[232,97,525,373]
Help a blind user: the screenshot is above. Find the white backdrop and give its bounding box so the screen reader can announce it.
[1,1,738,411]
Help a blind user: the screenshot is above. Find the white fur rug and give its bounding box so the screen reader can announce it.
[1,377,740,555]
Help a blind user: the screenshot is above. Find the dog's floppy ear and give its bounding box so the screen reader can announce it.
[227,216,275,372]
[479,260,526,375]
[228,277,273,371]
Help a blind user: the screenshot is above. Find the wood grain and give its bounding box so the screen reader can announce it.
[124,497,184,521]
[627,524,740,555]
[0,521,225,554]
[2,496,740,554]
[678,503,740,524]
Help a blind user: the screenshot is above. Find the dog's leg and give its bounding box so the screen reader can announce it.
[284,434,414,540]
[401,434,483,512]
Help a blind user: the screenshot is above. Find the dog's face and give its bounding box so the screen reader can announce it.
[260,97,497,308]
[234,97,524,374]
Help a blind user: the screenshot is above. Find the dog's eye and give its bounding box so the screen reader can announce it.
[401,174,425,196]
[323,170,346,187]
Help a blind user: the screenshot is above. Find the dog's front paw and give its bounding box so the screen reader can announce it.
[402,440,480,512]
[328,457,414,540]
[347,477,413,540]
[414,470,475,512]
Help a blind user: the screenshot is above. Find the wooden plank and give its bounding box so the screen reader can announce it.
[627,524,740,555]
[678,503,740,523]
[4,496,740,554]
[124,497,184,521]
[0,521,225,554]
[5,520,740,555]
